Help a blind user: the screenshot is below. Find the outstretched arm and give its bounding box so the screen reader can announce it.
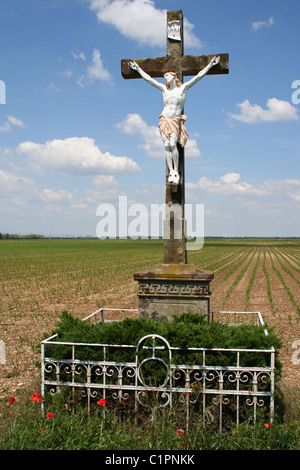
[184,56,220,90]
[129,61,165,91]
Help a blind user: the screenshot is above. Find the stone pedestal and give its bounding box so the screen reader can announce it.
[134,263,214,321]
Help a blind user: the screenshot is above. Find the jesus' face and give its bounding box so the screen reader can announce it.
[164,72,176,85]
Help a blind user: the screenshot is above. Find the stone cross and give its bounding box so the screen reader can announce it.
[121,10,229,265]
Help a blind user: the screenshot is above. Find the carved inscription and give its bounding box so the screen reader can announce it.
[139,283,209,297]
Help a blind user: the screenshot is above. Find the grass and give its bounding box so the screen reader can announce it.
[1,384,300,450]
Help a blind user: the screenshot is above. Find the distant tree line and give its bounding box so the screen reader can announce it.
[0,233,46,240]
[0,233,299,241]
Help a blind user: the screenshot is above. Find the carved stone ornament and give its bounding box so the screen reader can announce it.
[167,20,181,41]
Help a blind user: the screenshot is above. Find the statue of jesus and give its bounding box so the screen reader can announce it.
[130,56,220,184]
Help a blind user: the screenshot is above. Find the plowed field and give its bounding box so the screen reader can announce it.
[0,238,299,399]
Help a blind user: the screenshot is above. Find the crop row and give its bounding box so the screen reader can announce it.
[1,239,300,322]
[210,244,300,316]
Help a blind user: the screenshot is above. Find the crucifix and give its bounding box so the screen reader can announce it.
[121,10,229,265]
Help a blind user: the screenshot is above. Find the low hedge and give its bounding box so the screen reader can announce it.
[44,311,282,375]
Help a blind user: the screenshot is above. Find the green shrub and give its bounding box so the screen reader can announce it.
[44,311,282,374]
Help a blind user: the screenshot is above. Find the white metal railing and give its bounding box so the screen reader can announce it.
[82,307,138,324]
[41,309,275,431]
[210,310,269,336]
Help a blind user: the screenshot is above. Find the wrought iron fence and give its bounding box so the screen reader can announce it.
[41,308,275,431]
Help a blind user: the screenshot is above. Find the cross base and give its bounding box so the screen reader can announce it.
[134,263,214,322]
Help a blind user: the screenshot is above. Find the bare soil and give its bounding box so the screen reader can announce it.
[1,243,300,401]
[210,246,300,390]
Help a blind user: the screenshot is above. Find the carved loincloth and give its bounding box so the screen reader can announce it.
[159,114,188,147]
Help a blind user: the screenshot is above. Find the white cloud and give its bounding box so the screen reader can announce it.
[117,113,162,157]
[228,98,299,124]
[134,183,164,203]
[93,174,120,189]
[252,17,274,31]
[270,178,300,203]
[39,188,74,203]
[86,174,124,204]
[0,170,34,196]
[0,170,76,206]
[16,137,140,175]
[87,48,111,82]
[7,116,25,128]
[187,173,300,203]
[0,115,25,132]
[187,172,267,196]
[71,51,86,61]
[0,122,11,132]
[60,70,73,78]
[70,203,88,210]
[88,0,203,48]
[76,48,111,87]
[117,113,201,157]
[186,139,201,158]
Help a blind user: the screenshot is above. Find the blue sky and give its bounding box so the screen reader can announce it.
[0,0,299,237]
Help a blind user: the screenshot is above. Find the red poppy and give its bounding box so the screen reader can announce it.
[31,393,42,403]
[8,396,16,405]
[46,412,55,420]
[41,427,45,434]
[265,423,272,429]
[97,398,107,407]
[176,428,184,436]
